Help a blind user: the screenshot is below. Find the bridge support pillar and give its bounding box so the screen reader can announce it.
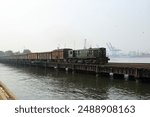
[124,74,129,81]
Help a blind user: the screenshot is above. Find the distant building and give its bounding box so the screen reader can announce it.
[5,50,14,56]
[0,51,5,56]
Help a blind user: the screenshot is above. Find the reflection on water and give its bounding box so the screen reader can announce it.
[0,63,150,100]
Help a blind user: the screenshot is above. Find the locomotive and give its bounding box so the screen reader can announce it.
[0,47,109,64]
[68,48,109,64]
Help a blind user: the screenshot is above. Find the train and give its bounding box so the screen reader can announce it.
[1,48,109,64]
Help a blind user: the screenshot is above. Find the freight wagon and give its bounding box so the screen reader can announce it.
[27,53,38,60]
[38,52,52,61]
[0,47,109,64]
[51,48,72,62]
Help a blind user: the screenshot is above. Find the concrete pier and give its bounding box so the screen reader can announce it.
[1,59,150,81]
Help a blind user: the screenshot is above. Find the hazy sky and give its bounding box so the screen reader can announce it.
[0,0,149,53]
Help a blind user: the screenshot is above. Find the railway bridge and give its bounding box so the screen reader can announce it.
[0,59,150,81]
[52,62,150,80]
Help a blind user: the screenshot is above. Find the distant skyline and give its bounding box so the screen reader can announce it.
[0,0,149,53]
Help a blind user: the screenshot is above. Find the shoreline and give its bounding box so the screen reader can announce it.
[0,81,16,100]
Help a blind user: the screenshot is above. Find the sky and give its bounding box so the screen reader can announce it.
[0,0,149,53]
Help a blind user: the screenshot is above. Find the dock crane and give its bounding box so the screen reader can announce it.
[106,42,121,56]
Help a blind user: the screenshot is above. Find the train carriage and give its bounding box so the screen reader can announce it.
[51,48,72,62]
[38,52,52,61]
[18,54,28,60]
[0,47,109,65]
[27,53,38,60]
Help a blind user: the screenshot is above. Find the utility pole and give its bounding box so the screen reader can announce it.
[84,39,87,49]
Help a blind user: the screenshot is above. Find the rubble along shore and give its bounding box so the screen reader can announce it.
[0,81,16,100]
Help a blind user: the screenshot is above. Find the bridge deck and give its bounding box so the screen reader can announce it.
[1,59,150,80]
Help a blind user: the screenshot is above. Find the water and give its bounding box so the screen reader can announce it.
[0,58,150,100]
[110,57,150,63]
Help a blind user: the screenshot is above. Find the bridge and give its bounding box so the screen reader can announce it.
[0,59,150,82]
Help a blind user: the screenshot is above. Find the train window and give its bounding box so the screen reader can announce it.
[89,50,92,55]
[70,51,73,54]
[78,51,80,55]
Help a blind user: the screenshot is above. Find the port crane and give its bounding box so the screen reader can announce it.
[106,42,121,56]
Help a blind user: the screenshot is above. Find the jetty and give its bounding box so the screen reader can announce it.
[1,59,150,81]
